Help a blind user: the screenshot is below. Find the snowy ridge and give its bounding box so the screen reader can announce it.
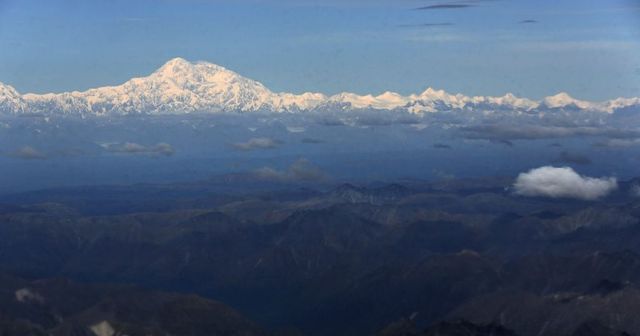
[0,57,638,116]
[0,83,26,114]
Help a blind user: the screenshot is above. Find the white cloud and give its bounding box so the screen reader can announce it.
[233,137,281,151]
[8,146,46,160]
[514,166,617,200]
[101,142,175,156]
[460,125,640,141]
[514,40,640,52]
[286,126,306,133]
[594,138,640,148]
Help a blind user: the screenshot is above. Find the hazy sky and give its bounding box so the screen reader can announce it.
[0,0,639,100]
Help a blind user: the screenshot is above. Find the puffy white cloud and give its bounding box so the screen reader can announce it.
[514,166,617,200]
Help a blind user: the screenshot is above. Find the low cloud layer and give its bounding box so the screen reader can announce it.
[233,137,281,151]
[301,138,324,144]
[593,138,640,148]
[398,22,454,28]
[102,142,175,156]
[415,4,473,10]
[514,166,617,200]
[433,143,451,149]
[7,146,46,160]
[254,158,327,182]
[460,124,640,142]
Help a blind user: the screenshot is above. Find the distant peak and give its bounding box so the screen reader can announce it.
[154,57,232,78]
[422,87,436,95]
[155,57,195,73]
[0,82,20,95]
[163,57,192,67]
[543,92,579,107]
[549,92,574,100]
[420,87,448,98]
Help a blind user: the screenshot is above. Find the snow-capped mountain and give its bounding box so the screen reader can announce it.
[0,83,26,114]
[19,58,327,116]
[0,57,637,116]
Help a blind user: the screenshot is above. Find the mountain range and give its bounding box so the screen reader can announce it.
[1,57,639,116]
[1,176,640,335]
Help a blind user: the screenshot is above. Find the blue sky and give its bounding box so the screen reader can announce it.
[0,0,639,100]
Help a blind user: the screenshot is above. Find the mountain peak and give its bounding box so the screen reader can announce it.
[155,57,194,73]
[0,58,634,116]
[549,92,574,101]
[153,57,232,81]
[0,82,25,114]
[0,82,20,95]
[543,92,587,109]
[164,57,191,66]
